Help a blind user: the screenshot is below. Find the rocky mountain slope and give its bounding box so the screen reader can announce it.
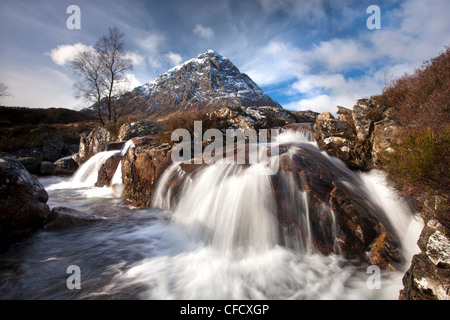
[86,50,281,120]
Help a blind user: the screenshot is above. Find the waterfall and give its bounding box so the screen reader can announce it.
[70,150,121,187]
[70,139,135,188]
[152,127,423,259]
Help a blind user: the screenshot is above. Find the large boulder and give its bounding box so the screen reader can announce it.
[76,126,114,165]
[121,143,172,207]
[153,141,402,262]
[371,118,403,168]
[314,112,372,170]
[118,120,166,141]
[0,157,50,245]
[272,143,400,260]
[314,99,397,171]
[54,156,79,171]
[399,219,450,300]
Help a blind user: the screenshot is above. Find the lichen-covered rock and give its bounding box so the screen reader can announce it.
[118,120,166,141]
[371,118,402,168]
[399,219,450,300]
[77,126,114,165]
[0,157,50,245]
[209,106,317,132]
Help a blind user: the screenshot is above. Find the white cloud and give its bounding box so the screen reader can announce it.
[165,52,183,66]
[124,52,145,66]
[369,0,450,63]
[113,73,142,95]
[46,43,93,66]
[242,41,308,86]
[136,32,166,67]
[306,39,375,71]
[193,24,215,39]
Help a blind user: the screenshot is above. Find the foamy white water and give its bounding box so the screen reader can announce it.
[0,128,422,300]
[70,150,121,187]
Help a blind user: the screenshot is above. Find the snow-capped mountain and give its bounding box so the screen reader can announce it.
[114,50,282,119]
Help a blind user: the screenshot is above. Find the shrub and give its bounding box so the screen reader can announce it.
[373,47,450,130]
[382,126,449,196]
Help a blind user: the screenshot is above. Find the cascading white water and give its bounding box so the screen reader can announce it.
[169,162,279,252]
[70,150,121,187]
[4,127,422,300]
[69,139,135,189]
[152,127,423,259]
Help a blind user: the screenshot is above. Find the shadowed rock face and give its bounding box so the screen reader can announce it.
[0,157,50,245]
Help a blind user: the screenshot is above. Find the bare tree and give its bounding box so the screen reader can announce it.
[95,26,133,123]
[72,50,106,125]
[72,26,133,124]
[0,82,11,98]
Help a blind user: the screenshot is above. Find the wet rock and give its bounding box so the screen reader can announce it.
[106,141,126,151]
[368,232,404,271]
[400,253,450,300]
[44,206,103,231]
[0,157,50,245]
[54,156,79,171]
[96,153,122,187]
[118,120,166,141]
[121,143,172,207]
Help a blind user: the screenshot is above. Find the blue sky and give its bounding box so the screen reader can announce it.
[0,0,449,114]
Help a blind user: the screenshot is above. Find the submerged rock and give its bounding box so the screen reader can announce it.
[44,206,103,231]
[0,157,50,245]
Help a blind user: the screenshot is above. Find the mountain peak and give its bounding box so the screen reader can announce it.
[123,50,282,119]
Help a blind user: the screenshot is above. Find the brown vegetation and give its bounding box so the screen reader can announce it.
[372,47,449,201]
[0,106,97,152]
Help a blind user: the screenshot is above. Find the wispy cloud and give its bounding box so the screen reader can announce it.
[193,24,215,39]
[165,52,183,66]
